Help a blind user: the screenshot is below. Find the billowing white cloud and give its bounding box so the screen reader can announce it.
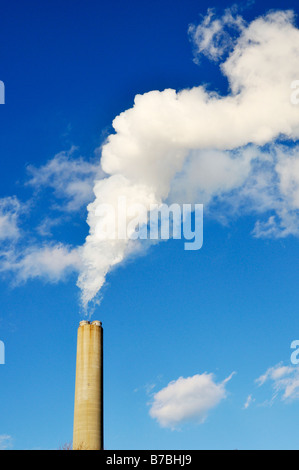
[77,9,299,311]
[148,372,235,429]
[256,363,299,402]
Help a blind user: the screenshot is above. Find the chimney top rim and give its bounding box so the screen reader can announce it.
[79,320,102,327]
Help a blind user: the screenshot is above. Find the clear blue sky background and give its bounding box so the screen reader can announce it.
[0,0,299,450]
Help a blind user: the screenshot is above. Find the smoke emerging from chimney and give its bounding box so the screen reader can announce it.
[77,10,299,312]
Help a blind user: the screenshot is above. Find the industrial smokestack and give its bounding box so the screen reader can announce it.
[73,320,103,450]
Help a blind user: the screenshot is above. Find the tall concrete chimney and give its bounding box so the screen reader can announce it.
[73,320,103,450]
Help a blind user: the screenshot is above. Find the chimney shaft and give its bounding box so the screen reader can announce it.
[73,320,103,450]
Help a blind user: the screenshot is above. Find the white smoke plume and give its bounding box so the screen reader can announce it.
[78,9,299,311]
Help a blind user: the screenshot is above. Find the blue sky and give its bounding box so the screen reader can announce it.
[1,0,299,450]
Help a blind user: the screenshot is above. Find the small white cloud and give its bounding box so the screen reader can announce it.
[243,394,255,410]
[0,435,13,450]
[0,197,23,241]
[134,382,156,395]
[149,372,235,429]
[256,363,299,402]
[26,147,104,212]
[0,243,81,283]
[36,216,66,237]
[188,6,245,62]
[256,364,294,387]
